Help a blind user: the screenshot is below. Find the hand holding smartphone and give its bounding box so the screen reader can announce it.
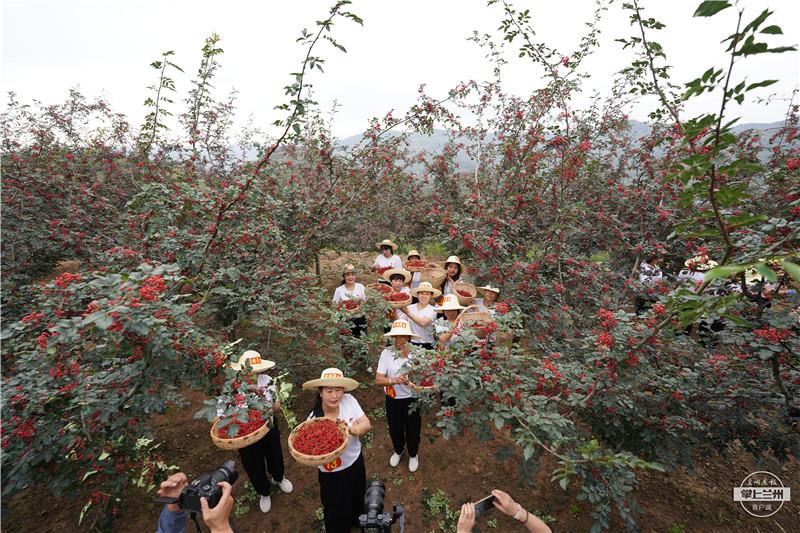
[473,494,497,517]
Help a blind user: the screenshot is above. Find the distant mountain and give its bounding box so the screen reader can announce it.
[335,120,784,173]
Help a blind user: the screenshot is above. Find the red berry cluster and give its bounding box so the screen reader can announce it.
[338,300,360,310]
[377,266,392,275]
[373,284,393,294]
[406,259,426,269]
[292,419,345,456]
[456,289,472,298]
[139,275,166,301]
[217,410,265,439]
[384,292,411,302]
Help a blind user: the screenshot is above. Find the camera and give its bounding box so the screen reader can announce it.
[154,460,239,514]
[359,480,405,532]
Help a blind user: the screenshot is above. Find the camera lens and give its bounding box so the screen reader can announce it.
[364,480,386,515]
[211,460,239,486]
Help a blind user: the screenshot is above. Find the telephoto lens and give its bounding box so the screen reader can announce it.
[364,480,386,518]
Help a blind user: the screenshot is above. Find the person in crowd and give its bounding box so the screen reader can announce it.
[407,249,423,290]
[156,472,235,533]
[476,285,500,315]
[303,368,372,533]
[375,319,423,472]
[371,239,403,284]
[221,351,292,514]
[443,255,465,295]
[677,255,717,291]
[636,253,664,315]
[434,294,466,350]
[333,264,367,338]
[456,489,552,533]
[399,281,440,350]
[384,268,412,321]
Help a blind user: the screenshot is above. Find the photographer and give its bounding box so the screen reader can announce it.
[156,472,235,533]
[456,489,552,533]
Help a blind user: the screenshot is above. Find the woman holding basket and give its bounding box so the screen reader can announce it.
[302,368,372,533]
[399,281,441,350]
[332,264,367,338]
[375,319,424,472]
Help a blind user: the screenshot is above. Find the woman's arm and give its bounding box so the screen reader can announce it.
[375,372,408,387]
[491,490,552,533]
[348,415,371,437]
[402,306,434,327]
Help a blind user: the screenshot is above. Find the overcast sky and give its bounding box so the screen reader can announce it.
[2,0,799,138]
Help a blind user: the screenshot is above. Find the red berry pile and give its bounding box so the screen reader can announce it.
[217,410,265,439]
[292,418,345,456]
[374,284,393,294]
[384,292,411,302]
[338,300,360,310]
[456,289,473,298]
[406,259,426,269]
[377,266,392,275]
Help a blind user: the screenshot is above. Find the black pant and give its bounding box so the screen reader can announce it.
[237,423,284,496]
[319,452,366,533]
[385,395,421,457]
[411,341,433,350]
[350,315,366,338]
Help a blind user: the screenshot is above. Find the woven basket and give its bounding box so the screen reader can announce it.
[452,281,477,306]
[420,266,447,288]
[384,292,412,308]
[210,417,270,450]
[458,305,492,325]
[409,380,436,392]
[288,418,349,467]
[337,300,362,313]
[405,260,427,273]
[366,282,393,295]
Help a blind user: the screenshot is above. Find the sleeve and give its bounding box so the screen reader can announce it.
[394,256,403,268]
[377,349,391,375]
[356,284,366,300]
[156,506,188,533]
[332,286,342,304]
[425,306,437,321]
[346,395,366,420]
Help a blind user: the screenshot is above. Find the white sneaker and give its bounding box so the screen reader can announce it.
[389,452,402,467]
[367,366,374,373]
[408,456,419,472]
[278,478,293,494]
[259,495,272,513]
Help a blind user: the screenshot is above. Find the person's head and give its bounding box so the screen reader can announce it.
[408,254,420,261]
[411,282,442,306]
[444,309,459,321]
[376,239,398,258]
[381,245,393,257]
[645,254,662,266]
[390,273,406,291]
[416,290,433,306]
[319,386,345,409]
[341,264,358,285]
[303,368,359,416]
[393,335,411,350]
[483,290,498,305]
[444,256,463,279]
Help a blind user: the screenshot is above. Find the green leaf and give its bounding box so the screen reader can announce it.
[753,263,777,283]
[702,264,747,282]
[782,261,800,283]
[79,500,92,525]
[760,25,782,34]
[694,1,731,17]
[746,79,778,91]
[292,123,301,135]
[559,476,569,490]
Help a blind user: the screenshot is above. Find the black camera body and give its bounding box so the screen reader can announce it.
[359,480,405,533]
[154,460,239,514]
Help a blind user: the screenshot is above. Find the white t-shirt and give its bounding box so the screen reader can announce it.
[377,347,414,399]
[374,254,403,280]
[434,317,460,347]
[404,303,437,344]
[393,287,411,319]
[332,283,366,304]
[216,374,275,416]
[307,394,365,473]
[410,272,421,289]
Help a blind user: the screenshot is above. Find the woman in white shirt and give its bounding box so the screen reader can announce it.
[303,368,372,533]
[442,255,465,296]
[407,250,423,289]
[384,268,412,321]
[371,239,403,283]
[221,351,293,514]
[434,294,466,350]
[332,264,367,337]
[375,319,423,472]
[399,281,441,350]
[476,285,500,315]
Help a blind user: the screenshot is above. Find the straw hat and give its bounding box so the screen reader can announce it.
[302,367,359,391]
[342,264,357,274]
[444,255,462,267]
[383,268,412,283]
[476,285,501,296]
[376,239,399,251]
[229,350,276,373]
[407,250,421,259]
[434,294,466,311]
[383,319,420,338]
[684,255,718,271]
[410,281,442,299]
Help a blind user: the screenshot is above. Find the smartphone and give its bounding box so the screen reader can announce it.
[473,494,497,517]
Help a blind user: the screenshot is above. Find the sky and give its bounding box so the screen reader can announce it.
[2,0,799,138]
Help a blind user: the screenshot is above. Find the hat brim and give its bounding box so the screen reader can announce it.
[410,286,442,298]
[435,303,466,311]
[383,268,411,283]
[302,377,359,391]
[476,287,500,295]
[230,360,276,373]
[376,241,399,251]
[383,330,421,338]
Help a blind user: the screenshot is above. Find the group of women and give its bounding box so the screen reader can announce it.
[221,239,505,533]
